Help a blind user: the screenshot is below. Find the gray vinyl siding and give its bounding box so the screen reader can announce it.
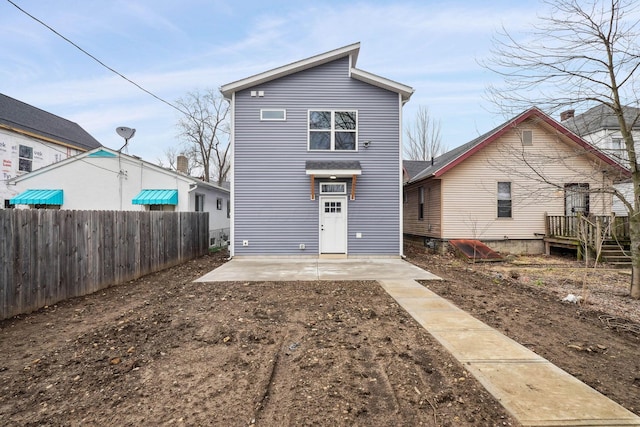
[233,57,401,255]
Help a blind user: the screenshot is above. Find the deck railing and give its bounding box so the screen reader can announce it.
[545,213,630,241]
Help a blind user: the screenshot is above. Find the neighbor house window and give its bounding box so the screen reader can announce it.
[260,109,286,121]
[216,198,223,210]
[418,187,424,220]
[195,194,204,212]
[227,200,230,218]
[497,182,512,218]
[309,110,357,151]
[18,145,33,172]
[522,130,532,146]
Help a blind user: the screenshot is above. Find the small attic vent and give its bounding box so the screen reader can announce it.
[522,130,533,146]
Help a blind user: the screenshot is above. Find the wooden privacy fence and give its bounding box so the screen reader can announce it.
[0,210,209,320]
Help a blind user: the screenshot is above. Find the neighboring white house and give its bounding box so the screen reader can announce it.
[561,105,640,215]
[8,147,230,246]
[0,93,102,208]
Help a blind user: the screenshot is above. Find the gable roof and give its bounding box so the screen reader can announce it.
[0,93,102,151]
[220,43,414,102]
[403,160,431,181]
[562,104,640,136]
[408,107,629,184]
[9,146,229,193]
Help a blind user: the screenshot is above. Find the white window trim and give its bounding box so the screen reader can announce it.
[308,110,358,151]
[497,181,512,219]
[320,182,347,194]
[260,108,286,121]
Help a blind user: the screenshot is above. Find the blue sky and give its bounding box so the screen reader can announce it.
[0,0,543,162]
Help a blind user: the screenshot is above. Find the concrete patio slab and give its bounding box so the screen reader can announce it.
[195,257,442,282]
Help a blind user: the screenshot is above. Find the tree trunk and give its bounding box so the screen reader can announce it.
[630,213,640,299]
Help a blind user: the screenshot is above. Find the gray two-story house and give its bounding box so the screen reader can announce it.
[221,43,413,257]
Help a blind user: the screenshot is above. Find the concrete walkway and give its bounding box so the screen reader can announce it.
[195,258,640,426]
[380,279,640,427]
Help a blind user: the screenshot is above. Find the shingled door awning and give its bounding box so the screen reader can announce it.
[10,189,63,205]
[305,160,362,200]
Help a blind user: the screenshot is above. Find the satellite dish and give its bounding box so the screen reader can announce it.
[116,127,136,140]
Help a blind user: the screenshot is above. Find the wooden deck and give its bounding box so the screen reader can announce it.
[544,214,630,259]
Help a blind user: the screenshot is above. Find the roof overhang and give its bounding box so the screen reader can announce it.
[221,43,361,99]
[10,189,63,205]
[132,189,178,205]
[350,68,414,103]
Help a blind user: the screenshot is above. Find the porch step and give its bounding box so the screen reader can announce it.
[600,242,631,268]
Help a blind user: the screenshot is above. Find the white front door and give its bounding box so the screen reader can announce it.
[320,196,347,254]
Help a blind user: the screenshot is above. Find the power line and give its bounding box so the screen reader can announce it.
[6,0,189,116]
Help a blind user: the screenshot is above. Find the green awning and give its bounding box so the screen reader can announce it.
[132,189,178,205]
[10,189,63,205]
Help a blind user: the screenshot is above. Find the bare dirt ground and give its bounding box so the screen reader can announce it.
[1,247,638,426]
[0,250,517,427]
[406,244,640,417]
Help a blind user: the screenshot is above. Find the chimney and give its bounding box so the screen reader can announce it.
[560,109,575,121]
[176,155,188,174]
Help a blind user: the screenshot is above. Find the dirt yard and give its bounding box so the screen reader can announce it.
[0,248,638,426]
[406,244,640,418]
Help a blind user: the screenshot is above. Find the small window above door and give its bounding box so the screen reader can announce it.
[320,182,346,194]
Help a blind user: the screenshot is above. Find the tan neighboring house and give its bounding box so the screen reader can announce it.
[403,108,629,254]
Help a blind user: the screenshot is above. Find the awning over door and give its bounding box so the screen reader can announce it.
[305,160,362,200]
[305,160,362,177]
[132,189,178,205]
[10,189,63,205]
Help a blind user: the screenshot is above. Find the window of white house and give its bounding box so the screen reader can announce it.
[522,130,533,146]
[195,194,204,212]
[418,187,424,220]
[320,182,346,194]
[227,200,230,218]
[309,110,357,151]
[260,109,286,121]
[216,198,223,210]
[497,182,512,218]
[18,145,33,172]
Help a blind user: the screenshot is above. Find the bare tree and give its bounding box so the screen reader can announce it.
[404,106,444,160]
[483,0,640,299]
[175,89,230,184]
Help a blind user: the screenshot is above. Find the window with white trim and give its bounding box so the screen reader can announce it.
[497,182,512,218]
[261,109,286,121]
[309,110,357,151]
[320,182,346,194]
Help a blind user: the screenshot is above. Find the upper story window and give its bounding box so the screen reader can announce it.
[309,110,357,151]
[261,109,286,121]
[19,145,33,172]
